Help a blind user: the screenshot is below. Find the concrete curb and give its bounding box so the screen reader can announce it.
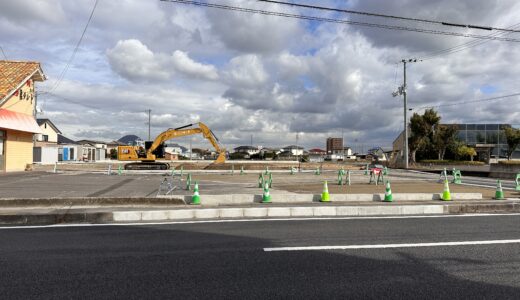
[0,193,483,208]
[1,201,519,226]
[156,193,483,205]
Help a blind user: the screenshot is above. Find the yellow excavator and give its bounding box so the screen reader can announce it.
[117,122,226,170]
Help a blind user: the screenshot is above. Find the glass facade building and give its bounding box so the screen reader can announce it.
[453,124,520,159]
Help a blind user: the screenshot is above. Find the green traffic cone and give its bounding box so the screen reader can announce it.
[117,164,123,176]
[190,181,201,205]
[383,181,393,202]
[262,182,272,203]
[240,165,244,175]
[320,181,330,202]
[441,179,451,201]
[494,180,505,200]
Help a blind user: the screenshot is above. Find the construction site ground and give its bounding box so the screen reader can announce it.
[2,164,519,200]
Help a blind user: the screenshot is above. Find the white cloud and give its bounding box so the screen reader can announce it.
[171,50,219,80]
[223,54,268,87]
[107,39,169,82]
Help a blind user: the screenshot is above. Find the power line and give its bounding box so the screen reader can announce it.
[46,0,98,94]
[255,0,520,33]
[419,22,520,61]
[414,92,520,111]
[160,0,520,42]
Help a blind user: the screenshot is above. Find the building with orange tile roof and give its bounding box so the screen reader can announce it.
[0,60,46,172]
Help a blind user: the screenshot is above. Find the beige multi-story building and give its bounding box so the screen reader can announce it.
[0,60,46,172]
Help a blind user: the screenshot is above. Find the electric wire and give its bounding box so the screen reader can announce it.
[46,0,99,94]
[160,0,520,42]
[413,92,520,111]
[420,22,520,61]
[255,0,520,33]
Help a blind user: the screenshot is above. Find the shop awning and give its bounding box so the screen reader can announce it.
[0,109,42,133]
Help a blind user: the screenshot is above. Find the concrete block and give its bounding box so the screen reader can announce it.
[201,195,233,206]
[112,211,141,222]
[344,194,375,202]
[267,207,291,217]
[378,205,401,215]
[451,193,482,200]
[400,206,425,215]
[168,209,195,220]
[231,194,255,204]
[243,208,268,218]
[358,206,384,216]
[313,206,337,216]
[194,209,220,219]
[423,205,444,214]
[336,206,360,216]
[280,194,314,203]
[219,208,244,218]
[291,207,314,217]
[141,210,169,221]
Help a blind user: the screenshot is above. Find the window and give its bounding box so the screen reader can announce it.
[42,135,49,142]
[44,123,47,129]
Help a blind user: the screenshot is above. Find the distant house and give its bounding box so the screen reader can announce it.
[57,134,81,161]
[276,150,299,161]
[76,139,107,161]
[33,119,61,164]
[165,143,187,155]
[234,146,260,156]
[281,145,304,156]
[309,148,326,163]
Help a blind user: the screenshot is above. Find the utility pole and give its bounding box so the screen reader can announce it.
[145,109,151,141]
[402,60,408,169]
[392,58,418,169]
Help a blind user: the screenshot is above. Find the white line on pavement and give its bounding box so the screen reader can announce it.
[264,239,520,252]
[0,213,520,230]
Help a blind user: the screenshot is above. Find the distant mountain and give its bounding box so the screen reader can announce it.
[118,135,142,145]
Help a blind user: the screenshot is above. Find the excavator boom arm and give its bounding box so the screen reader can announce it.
[146,122,226,163]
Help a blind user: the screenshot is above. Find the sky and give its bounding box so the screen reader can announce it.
[2,0,520,152]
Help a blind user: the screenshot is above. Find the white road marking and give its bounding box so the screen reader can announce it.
[264,239,520,252]
[0,213,519,230]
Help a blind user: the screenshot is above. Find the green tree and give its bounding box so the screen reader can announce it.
[408,108,441,163]
[504,127,520,160]
[109,148,118,159]
[433,125,458,160]
[457,145,476,161]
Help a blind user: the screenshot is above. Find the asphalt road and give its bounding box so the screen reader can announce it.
[1,215,520,299]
